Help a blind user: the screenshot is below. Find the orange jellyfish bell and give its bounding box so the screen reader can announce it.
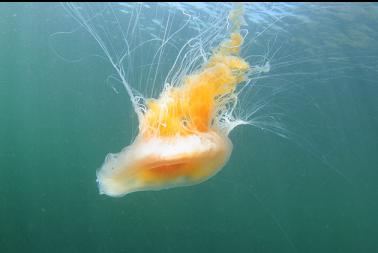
[97,4,250,197]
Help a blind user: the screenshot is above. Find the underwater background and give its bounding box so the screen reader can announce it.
[1,3,378,253]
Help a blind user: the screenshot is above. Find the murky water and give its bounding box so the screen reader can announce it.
[1,3,378,253]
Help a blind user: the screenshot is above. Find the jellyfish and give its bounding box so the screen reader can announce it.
[93,4,255,197]
[63,3,263,197]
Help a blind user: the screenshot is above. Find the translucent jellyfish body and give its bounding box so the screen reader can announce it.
[96,5,251,197]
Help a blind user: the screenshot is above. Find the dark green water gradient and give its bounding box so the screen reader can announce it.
[1,3,378,253]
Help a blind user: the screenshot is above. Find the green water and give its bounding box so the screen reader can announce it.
[1,3,378,253]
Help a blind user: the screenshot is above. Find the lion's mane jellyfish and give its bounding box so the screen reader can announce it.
[95,5,252,197]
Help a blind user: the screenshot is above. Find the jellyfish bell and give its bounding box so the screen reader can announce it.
[97,130,232,197]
